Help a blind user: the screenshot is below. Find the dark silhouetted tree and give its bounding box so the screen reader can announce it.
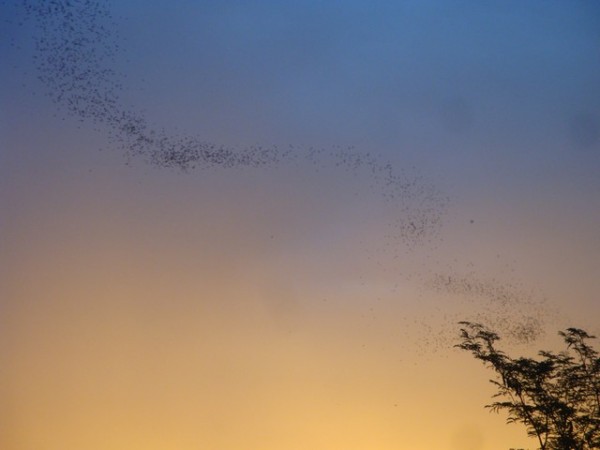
[457,322,600,450]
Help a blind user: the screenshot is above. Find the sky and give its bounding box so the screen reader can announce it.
[1,1,599,449]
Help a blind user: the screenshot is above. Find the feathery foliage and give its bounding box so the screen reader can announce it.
[457,322,600,450]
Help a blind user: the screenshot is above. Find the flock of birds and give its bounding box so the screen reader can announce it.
[19,0,446,247]
[12,0,550,348]
[427,272,550,345]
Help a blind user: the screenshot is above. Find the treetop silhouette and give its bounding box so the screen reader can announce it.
[457,322,600,450]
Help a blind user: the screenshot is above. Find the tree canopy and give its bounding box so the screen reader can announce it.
[457,322,600,450]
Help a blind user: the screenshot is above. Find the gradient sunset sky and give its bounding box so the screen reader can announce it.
[1,1,599,449]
